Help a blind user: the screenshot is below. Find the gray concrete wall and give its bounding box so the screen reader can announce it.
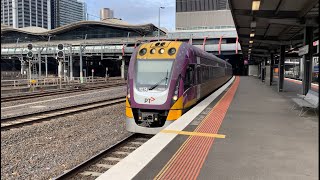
[176,10,235,30]
[248,65,259,77]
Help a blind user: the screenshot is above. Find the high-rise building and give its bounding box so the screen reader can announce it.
[100,8,114,20]
[176,0,234,31]
[51,0,87,29]
[1,0,51,29]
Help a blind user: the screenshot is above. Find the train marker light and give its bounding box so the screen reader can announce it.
[127,94,130,98]
[159,48,165,54]
[173,95,178,101]
[250,33,255,37]
[139,48,147,56]
[252,0,260,11]
[168,48,176,55]
[249,40,253,44]
[150,48,156,54]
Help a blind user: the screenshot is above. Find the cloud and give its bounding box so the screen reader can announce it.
[85,0,175,31]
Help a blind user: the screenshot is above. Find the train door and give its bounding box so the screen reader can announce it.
[196,57,201,100]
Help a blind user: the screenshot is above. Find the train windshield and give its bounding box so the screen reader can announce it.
[135,59,174,91]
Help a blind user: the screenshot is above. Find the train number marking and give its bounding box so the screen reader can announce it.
[144,97,155,103]
[139,87,149,92]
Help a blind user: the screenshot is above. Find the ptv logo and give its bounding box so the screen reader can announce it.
[144,97,155,103]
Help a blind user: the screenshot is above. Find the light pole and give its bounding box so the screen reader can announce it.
[158,6,165,41]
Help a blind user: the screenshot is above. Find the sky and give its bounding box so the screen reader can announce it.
[84,0,176,31]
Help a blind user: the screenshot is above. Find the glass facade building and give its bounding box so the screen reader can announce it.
[51,0,87,28]
[1,0,51,29]
[176,0,229,12]
[175,0,234,31]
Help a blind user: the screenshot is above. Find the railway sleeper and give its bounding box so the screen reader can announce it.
[95,164,114,169]
[104,157,122,161]
[79,171,103,177]
[112,151,130,155]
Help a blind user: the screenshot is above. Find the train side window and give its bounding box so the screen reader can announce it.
[185,65,195,90]
[197,65,201,84]
[202,65,206,82]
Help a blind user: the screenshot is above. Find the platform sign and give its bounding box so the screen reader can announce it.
[298,45,309,56]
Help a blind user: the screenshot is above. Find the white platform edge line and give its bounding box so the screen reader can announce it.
[96,76,236,180]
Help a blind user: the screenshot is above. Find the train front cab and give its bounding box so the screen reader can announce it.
[125,41,185,134]
[125,42,232,134]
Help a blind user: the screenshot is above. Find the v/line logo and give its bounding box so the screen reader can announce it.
[144,97,155,103]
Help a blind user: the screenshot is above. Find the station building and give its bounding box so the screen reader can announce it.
[175,0,244,75]
[1,19,166,79]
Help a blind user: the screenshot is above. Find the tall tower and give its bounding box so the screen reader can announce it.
[1,0,51,29]
[51,0,87,29]
[100,8,114,20]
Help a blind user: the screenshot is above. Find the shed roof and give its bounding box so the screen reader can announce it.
[228,0,319,59]
[1,19,165,36]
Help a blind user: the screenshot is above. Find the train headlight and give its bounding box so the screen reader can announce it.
[159,48,165,54]
[150,48,156,54]
[173,95,178,101]
[139,48,147,56]
[127,93,130,99]
[168,48,176,55]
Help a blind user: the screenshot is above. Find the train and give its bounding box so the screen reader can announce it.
[283,56,319,82]
[125,41,233,134]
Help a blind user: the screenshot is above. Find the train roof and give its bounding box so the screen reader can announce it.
[184,42,230,65]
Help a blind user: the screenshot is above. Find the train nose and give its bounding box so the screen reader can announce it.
[144,115,153,120]
[142,113,158,121]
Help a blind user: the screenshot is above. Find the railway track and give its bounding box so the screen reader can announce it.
[1,96,126,131]
[53,134,153,180]
[1,82,126,103]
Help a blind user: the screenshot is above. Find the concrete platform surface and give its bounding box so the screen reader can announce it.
[98,76,318,180]
[197,76,318,180]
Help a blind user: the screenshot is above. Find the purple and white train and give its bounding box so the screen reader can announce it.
[125,41,232,134]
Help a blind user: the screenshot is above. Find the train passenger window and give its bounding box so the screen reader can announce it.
[196,65,201,84]
[201,65,206,82]
[184,65,195,90]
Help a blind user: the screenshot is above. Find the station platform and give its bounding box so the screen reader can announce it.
[97,76,318,180]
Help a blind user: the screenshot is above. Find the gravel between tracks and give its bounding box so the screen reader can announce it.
[1,84,125,108]
[1,103,132,180]
[1,86,126,119]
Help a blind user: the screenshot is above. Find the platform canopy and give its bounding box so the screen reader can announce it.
[228,0,319,60]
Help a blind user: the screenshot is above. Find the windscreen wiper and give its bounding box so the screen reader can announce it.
[149,70,169,90]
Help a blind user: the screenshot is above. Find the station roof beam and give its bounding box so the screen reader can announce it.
[228,0,319,59]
